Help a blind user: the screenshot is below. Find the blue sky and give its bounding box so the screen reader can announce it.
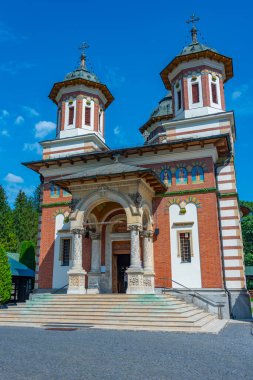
[0,0,251,205]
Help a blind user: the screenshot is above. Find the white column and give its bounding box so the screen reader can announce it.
[90,232,101,272]
[72,233,83,269]
[87,232,101,294]
[129,225,142,269]
[67,230,86,295]
[127,225,144,294]
[142,231,154,272]
[141,230,155,294]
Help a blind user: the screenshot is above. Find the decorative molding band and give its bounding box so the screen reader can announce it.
[218,192,239,200]
[155,187,217,197]
[41,201,71,208]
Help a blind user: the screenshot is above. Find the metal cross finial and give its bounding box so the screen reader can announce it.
[78,42,89,69]
[186,14,200,27]
[79,42,89,56]
[186,14,200,44]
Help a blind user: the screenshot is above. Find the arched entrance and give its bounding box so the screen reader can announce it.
[67,187,155,295]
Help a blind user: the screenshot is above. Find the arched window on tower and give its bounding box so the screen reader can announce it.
[192,166,204,184]
[176,168,188,185]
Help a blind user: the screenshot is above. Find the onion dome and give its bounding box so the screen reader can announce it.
[139,92,173,139]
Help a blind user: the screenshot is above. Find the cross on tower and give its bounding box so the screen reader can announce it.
[186,14,200,44]
[78,42,89,69]
[186,14,200,27]
[79,42,89,56]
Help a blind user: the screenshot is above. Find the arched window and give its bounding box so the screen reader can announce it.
[176,168,188,185]
[50,184,60,198]
[160,169,172,187]
[192,166,204,184]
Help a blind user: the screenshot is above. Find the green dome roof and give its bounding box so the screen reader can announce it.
[64,67,100,83]
[150,92,173,118]
[179,41,217,56]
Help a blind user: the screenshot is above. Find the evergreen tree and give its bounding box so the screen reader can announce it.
[19,241,36,271]
[0,245,12,305]
[0,186,18,251]
[32,184,41,213]
[241,201,253,266]
[13,190,39,246]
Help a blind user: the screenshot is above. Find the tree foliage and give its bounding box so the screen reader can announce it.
[13,190,39,246]
[0,245,12,304]
[0,186,18,251]
[241,201,253,266]
[19,241,36,271]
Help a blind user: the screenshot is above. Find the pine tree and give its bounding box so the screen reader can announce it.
[19,241,36,271]
[0,186,18,251]
[0,245,12,305]
[13,190,39,246]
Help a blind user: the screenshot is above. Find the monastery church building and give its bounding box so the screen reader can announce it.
[25,19,251,319]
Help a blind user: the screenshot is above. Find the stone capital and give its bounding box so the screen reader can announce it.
[140,230,153,238]
[127,224,142,232]
[90,232,101,240]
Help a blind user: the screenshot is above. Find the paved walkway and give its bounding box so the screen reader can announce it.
[0,322,252,379]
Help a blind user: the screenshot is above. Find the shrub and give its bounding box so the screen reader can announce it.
[19,241,36,271]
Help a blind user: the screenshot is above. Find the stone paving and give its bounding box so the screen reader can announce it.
[0,322,252,380]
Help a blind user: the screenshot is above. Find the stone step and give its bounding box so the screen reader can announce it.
[2,308,201,317]
[0,309,205,320]
[0,294,221,333]
[0,315,214,327]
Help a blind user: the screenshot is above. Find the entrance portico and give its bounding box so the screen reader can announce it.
[52,163,165,295]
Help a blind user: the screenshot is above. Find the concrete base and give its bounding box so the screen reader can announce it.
[67,268,86,295]
[143,272,155,294]
[87,272,100,294]
[159,287,252,320]
[126,268,145,294]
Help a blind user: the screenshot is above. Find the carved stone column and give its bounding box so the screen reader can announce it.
[67,230,86,294]
[126,225,144,294]
[87,232,101,294]
[141,230,155,294]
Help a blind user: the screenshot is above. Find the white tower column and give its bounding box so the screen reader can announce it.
[87,232,101,294]
[67,230,86,294]
[126,225,144,294]
[141,230,155,294]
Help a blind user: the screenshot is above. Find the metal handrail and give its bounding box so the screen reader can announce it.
[160,277,225,319]
[52,284,68,294]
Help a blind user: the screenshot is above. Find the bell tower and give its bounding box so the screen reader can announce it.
[160,15,233,120]
[42,43,114,160]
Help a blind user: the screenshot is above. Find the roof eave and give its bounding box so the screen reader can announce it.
[49,78,114,109]
[160,50,233,90]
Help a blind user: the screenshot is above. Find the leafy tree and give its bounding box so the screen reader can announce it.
[32,184,41,213]
[0,186,18,251]
[0,245,12,305]
[19,241,36,271]
[13,191,39,246]
[240,201,253,266]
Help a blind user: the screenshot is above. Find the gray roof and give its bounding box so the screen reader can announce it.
[7,253,35,278]
[150,92,173,118]
[179,41,217,56]
[64,67,100,83]
[55,162,151,181]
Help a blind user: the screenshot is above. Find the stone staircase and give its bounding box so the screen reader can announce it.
[0,294,227,333]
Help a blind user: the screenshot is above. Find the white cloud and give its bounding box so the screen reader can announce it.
[23,142,42,155]
[22,106,39,117]
[2,109,9,117]
[35,120,56,138]
[4,172,24,184]
[113,126,120,135]
[232,91,242,100]
[1,129,10,137]
[0,62,34,75]
[105,67,126,88]
[15,115,24,125]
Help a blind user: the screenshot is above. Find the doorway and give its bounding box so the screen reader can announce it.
[112,240,130,293]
